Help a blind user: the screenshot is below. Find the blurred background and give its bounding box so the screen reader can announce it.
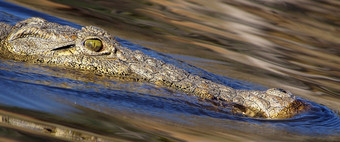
[1,0,340,141]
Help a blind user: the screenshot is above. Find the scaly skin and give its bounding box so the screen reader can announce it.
[0,17,308,119]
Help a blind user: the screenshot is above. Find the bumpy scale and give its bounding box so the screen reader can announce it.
[0,18,309,119]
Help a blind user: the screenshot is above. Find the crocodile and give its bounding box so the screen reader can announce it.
[0,17,309,119]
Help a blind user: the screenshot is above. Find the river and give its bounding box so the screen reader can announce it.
[1,0,340,141]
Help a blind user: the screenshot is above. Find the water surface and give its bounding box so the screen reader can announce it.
[1,0,340,141]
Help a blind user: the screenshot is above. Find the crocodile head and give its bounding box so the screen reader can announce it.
[3,17,133,75]
[5,17,121,60]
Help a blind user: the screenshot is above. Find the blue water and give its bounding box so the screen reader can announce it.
[1,0,340,140]
[0,0,81,28]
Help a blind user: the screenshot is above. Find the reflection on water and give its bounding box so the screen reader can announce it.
[1,0,340,141]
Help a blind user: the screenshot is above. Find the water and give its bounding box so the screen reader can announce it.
[1,0,340,141]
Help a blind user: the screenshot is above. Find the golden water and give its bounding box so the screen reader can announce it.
[2,0,340,141]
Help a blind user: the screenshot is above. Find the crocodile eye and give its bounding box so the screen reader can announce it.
[84,39,102,52]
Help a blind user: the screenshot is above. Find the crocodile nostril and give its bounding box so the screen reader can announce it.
[278,88,287,93]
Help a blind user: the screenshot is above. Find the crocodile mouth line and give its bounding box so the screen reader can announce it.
[51,44,75,51]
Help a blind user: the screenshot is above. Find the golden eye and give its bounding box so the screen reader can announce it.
[84,39,103,52]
